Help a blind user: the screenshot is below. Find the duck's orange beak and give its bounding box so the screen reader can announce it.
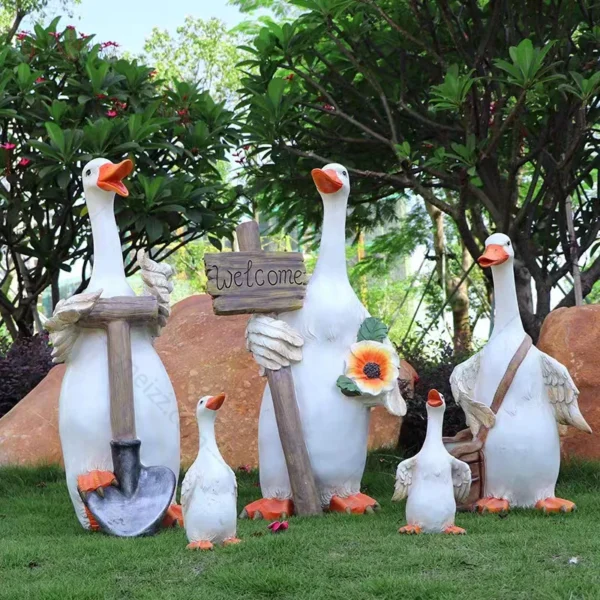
[478,244,509,268]
[98,159,133,197]
[427,389,443,407]
[311,168,343,194]
[206,393,226,411]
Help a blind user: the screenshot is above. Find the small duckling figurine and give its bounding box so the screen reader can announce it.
[181,393,240,550]
[392,390,471,534]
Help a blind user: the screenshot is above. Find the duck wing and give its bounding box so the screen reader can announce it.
[45,290,103,363]
[392,455,418,501]
[450,457,472,503]
[137,250,174,336]
[181,466,202,515]
[450,352,495,436]
[540,352,592,433]
[245,314,304,374]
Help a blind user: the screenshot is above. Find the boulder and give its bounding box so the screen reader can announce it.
[537,305,600,459]
[0,294,416,468]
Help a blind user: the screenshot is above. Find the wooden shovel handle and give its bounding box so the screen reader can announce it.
[107,320,136,441]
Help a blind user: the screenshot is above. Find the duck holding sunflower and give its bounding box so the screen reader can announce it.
[243,163,406,520]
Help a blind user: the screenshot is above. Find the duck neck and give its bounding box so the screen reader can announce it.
[198,415,221,460]
[422,407,445,452]
[490,261,524,339]
[86,188,126,290]
[313,193,349,281]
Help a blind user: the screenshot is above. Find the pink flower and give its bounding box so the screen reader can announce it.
[35,77,45,84]
[66,25,76,30]
[80,33,89,39]
[101,41,119,49]
[322,103,335,112]
[49,31,60,39]
[268,520,289,533]
[16,31,28,41]
[96,93,107,99]
[1,143,16,150]
[17,157,31,167]
[106,110,118,118]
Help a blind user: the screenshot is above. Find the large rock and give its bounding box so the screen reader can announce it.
[0,294,415,468]
[538,305,599,459]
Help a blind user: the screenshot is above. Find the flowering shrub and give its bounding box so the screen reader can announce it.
[0,19,246,336]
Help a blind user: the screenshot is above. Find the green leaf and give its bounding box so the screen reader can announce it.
[336,375,362,397]
[357,317,388,342]
[45,122,65,153]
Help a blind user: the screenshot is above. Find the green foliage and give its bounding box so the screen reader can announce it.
[0,20,245,336]
[142,17,241,103]
[335,374,361,396]
[356,316,388,343]
[237,0,600,339]
[430,65,476,111]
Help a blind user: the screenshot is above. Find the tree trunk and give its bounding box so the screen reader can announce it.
[448,245,472,354]
[425,202,472,354]
[51,271,60,310]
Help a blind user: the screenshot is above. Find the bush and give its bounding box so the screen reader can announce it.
[398,340,470,456]
[0,334,53,418]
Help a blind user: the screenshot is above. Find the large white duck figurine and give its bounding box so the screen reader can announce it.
[181,393,240,550]
[451,233,592,514]
[243,163,406,519]
[45,158,181,530]
[393,390,471,534]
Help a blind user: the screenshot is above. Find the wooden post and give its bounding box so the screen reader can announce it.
[236,221,322,517]
[565,196,583,306]
[79,296,159,442]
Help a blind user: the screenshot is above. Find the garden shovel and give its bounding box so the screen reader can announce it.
[79,296,177,537]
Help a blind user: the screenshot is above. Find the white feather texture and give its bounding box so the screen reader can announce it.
[45,289,103,363]
[540,352,592,433]
[450,352,495,436]
[245,314,304,374]
[136,249,174,335]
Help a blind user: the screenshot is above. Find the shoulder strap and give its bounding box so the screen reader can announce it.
[477,334,532,443]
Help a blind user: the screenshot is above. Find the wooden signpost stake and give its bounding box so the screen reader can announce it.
[205,221,322,517]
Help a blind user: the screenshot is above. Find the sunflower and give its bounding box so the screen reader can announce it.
[344,340,399,396]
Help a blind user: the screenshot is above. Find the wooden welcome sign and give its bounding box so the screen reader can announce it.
[205,251,307,315]
[204,221,321,517]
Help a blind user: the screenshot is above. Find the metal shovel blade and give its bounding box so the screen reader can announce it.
[83,440,176,537]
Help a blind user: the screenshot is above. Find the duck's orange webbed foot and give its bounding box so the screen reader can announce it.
[223,537,242,546]
[77,470,118,532]
[329,493,380,515]
[240,498,294,520]
[398,524,422,535]
[473,497,510,514]
[162,504,184,528]
[187,540,214,551]
[535,497,577,514]
[443,525,466,535]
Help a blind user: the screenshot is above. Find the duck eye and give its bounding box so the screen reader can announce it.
[85,169,91,176]
[342,170,347,176]
[507,241,511,246]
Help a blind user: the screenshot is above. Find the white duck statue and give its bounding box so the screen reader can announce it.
[181,393,240,550]
[450,232,591,513]
[393,390,471,534]
[243,163,406,520]
[45,158,181,530]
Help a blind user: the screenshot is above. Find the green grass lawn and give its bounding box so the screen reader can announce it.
[1,455,599,600]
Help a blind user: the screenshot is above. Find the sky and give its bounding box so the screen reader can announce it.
[49,0,246,55]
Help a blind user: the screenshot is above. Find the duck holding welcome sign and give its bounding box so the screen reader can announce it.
[243,163,406,519]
